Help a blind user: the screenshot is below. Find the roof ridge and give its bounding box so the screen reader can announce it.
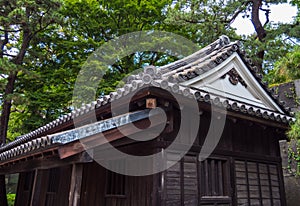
[159,35,234,73]
[162,43,239,82]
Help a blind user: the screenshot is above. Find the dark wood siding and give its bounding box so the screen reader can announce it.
[161,109,286,206]
[165,159,199,206]
[13,105,287,206]
[15,171,35,206]
[164,154,231,206]
[183,157,198,205]
[15,166,72,206]
[80,162,106,206]
[80,161,154,206]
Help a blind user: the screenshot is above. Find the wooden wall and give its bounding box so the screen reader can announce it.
[13,107,287,206]
[160,110,286,206]
[163,154,232,206]
[80,161,154,206]
[15,166,72,206]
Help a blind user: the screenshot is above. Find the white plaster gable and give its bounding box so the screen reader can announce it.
[180,53,284,113]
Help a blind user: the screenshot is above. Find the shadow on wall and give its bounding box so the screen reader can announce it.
[280,140,300,206]
[276,79,300,206]
[284,175,300,206]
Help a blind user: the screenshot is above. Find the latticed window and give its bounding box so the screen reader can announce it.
[200,158,229,197]
[200,158,231,206]
[235,160,282,206]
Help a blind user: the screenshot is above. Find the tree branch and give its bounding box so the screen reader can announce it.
[0,31,9,58]
[260,7,270,27]
[251,0,266,41]
[227,0,252,25]
[181,18,206,24]
[2,53,17,58]
[33,21,53,36]
[0,28,22,33]
[12,25,33,65]
[283,37,299,45]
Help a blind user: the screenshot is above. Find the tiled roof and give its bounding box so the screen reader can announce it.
[125,35,290,115]
[0,109,154,161]
[161,36,290,115]
[0,35,294,161]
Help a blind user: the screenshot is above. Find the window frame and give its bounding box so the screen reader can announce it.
[105,169,126,198]
[199,156,232,205]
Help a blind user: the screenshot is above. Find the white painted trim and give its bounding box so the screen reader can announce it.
[181,53,284,113]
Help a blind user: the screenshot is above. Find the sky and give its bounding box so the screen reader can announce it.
[232,2,298,35]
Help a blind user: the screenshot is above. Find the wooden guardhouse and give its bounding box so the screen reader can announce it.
[0,36,293,206]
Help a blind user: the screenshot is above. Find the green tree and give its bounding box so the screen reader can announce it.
[0,0,62,205]
[265,46,300,86]
[165,0,241,46]
[165,0,295,72]
[60,0,176,88]
[6,0,177,137]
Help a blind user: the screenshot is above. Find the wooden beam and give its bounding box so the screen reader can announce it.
[153,141,283,163]
[0,152,92,175]
[58,113,166,159]
[68,164,83,206]
[147,88,290,130]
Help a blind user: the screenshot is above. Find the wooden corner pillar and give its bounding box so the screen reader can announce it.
[69,164,83,206]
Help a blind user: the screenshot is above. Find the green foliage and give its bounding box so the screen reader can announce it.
[6,193,15,206]
[1,0,299,141]
[285,112,300,177]
[286,140,300,176]
[165,0,241,46]
[5,0,179,136]
[166,0,299,73]
[265,46,300,85]
[288,112,300,140]
[0,0,63,141]
[243,25,295,72]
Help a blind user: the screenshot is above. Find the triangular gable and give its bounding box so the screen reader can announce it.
[179,53,284,113]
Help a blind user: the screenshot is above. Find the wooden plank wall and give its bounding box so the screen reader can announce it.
[80,161,154,206]
[161,111,286,206]
[234,160,282,206]
[13,109,286,206]
[165,155,198,206]
[15,171,35,206]
[15,166,72,206]
[164,154,231,206]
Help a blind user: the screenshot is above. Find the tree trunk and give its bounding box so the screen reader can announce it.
[0,72,17,143]
[0,72,16,206]
[0,21,32,206]
[251,0,267,73]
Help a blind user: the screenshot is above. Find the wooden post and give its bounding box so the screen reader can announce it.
[0,175,8,206]
[29,169,38,206]
[69,164,83,206]
[30,170,48,206]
